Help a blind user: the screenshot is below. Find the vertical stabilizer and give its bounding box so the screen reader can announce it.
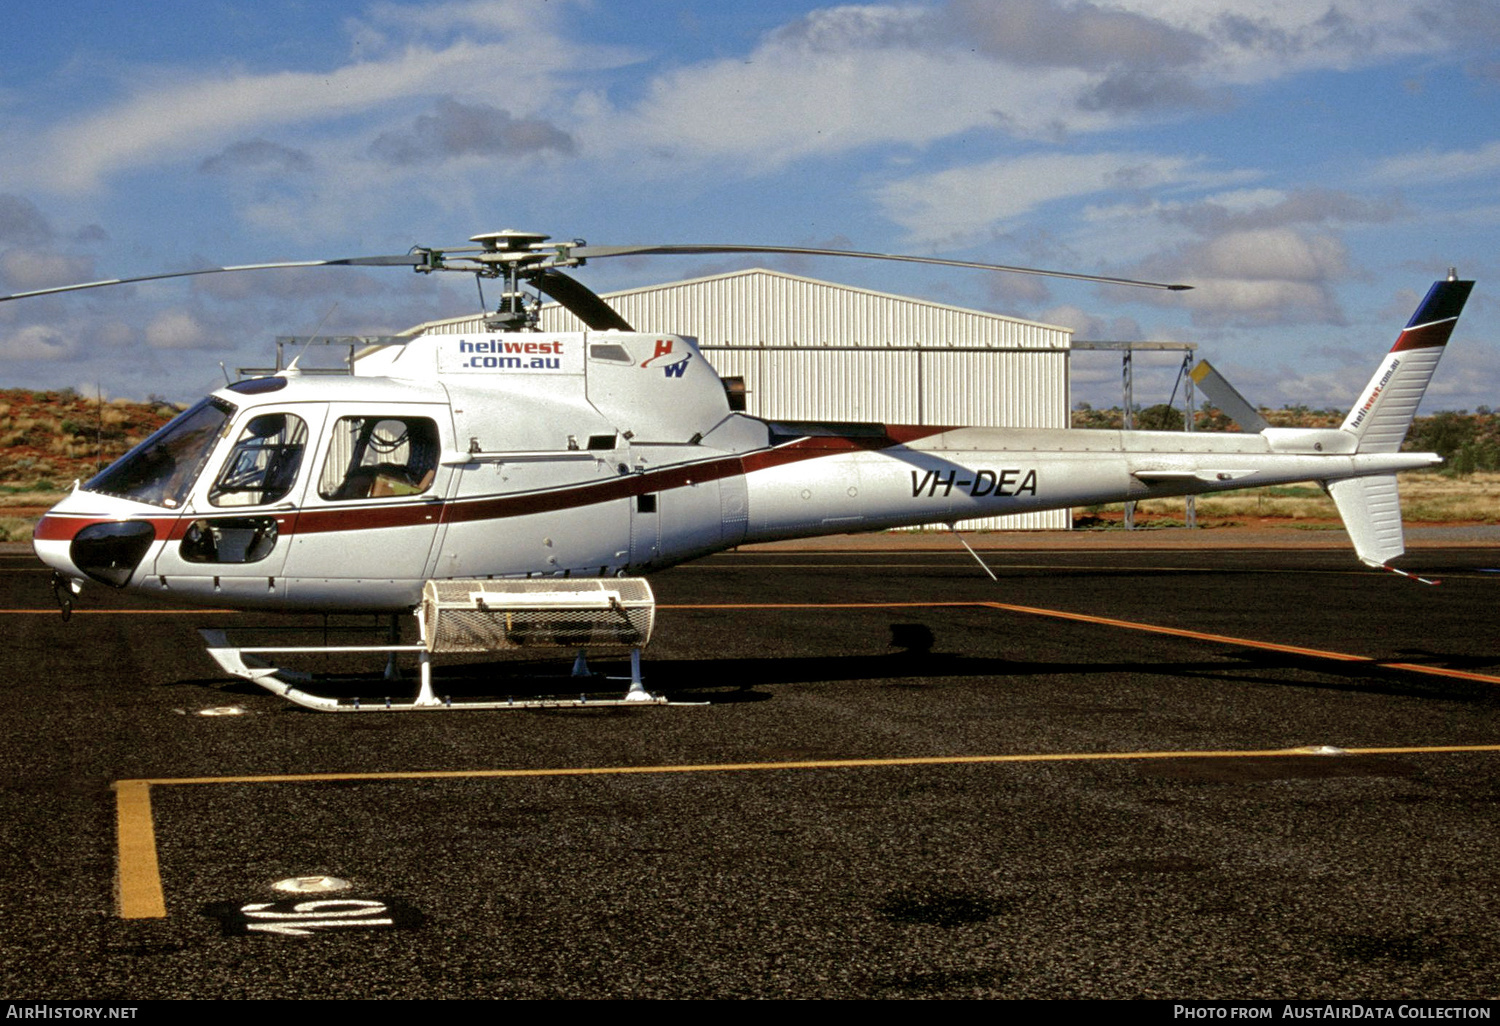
[1342,276,1472,452]
[1326,474,1405,567]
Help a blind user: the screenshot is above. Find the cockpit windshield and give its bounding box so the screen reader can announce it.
[84,397,235,508]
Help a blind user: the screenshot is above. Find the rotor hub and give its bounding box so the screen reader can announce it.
[470,230,551,252]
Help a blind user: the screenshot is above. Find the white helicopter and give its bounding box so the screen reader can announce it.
[8,231,1472,710]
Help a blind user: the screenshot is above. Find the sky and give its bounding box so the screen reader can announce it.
[1,0,1497,415]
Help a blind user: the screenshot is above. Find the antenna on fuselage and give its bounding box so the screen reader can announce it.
[946,523,999,581]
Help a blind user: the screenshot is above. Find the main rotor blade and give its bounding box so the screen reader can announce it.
[569,244,1193,291]
[0,254,428,304]
[530,268,634,331]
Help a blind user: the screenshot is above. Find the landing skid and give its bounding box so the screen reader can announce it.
[199,577,684,712]
[199,629,669,711]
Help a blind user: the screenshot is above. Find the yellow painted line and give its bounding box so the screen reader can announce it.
[114,780,166,919]
[1381,663,1500,684]
[112,742,1500,918]
[715,548,1258,555]
[682,562,992,569]
[661,600,1500,685]
[0,609,239,615]
[689,561,1384,576]
[662,601,987,609]
[119,743,1500,789]
[981,600,1371,661]
[980,601,1500,684]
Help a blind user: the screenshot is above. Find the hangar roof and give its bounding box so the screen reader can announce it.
[408,267,1071,350]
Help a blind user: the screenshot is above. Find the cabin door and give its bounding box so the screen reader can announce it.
[152,404,325,608]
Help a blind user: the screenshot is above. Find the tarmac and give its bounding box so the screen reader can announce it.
[2,534,1499,999]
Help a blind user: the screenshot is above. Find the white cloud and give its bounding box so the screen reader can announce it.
[1120,0,1451,82]
[0,249,95,293]
[1131,228,1352,326]
[1372,140,1500,185]
[872,151,1223,246]
[11,0,1484,204]
[145,309,212,350]
[27,44,510,193]
[588,4,1198,173]
[1189,228,1349,282]
[349,0,547,45]
[1062,186,1399,283]
[10,4,630,196]
[945,0,1208,73]
[594,0,1480,180]
[1181,278,1343,325]
[0,323,78,361]
[1041,304,1145,340]
[600,48,1099,174]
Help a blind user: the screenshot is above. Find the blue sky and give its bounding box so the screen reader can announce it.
[1,0,1497,414]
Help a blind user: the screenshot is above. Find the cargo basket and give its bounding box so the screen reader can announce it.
[420,578,655,654]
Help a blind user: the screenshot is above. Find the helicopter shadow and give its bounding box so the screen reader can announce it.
[177,622,1499,708]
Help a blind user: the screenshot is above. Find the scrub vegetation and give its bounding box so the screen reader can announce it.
[0,390,180,538]
[1093,473,1500,528]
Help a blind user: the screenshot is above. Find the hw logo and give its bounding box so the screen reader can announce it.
[641,338,692,378]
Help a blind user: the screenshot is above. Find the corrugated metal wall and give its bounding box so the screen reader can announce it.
[539,269,1069,351]
[419,268,1071,529]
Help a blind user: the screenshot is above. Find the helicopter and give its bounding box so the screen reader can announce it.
[9,230,1472,710]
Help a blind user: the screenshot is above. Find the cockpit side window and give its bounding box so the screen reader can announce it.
[318,416,439,501]
[209,412,309,507]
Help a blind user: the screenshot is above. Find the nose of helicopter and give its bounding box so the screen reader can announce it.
[33,515,80,577]
[34,515,157,588]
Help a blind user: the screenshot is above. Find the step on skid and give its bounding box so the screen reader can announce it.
[200,577,672,711]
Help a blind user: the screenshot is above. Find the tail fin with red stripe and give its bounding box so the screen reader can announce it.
[1341,274,1473,453]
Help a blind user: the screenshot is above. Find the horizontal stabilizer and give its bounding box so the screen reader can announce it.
[1326,474,1405,567]
[1133,468,1256,484]
[1189,360,1268,433]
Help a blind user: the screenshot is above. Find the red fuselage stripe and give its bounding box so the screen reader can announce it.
[36,425,952,543]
